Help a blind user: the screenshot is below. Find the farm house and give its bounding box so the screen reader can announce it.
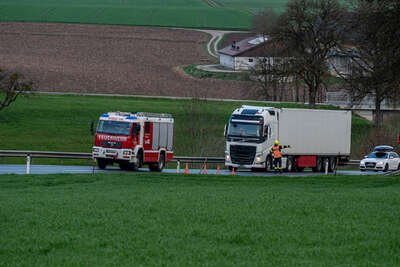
[218,36,270,71]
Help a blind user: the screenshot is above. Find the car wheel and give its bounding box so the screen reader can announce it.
[383,164,389,172]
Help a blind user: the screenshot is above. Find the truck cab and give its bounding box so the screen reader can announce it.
[225,105,278,171]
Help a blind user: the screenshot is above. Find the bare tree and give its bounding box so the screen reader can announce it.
[0,69,32,112]
[338,0,400,127]
[253,0,346,107]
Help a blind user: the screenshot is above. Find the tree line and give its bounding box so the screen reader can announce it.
[252,0,399,127]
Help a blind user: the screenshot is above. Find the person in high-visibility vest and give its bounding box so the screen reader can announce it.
[270,140,290,172]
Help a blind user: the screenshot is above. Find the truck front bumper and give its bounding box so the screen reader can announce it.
[92,146,134,162]
[225,162,266,169]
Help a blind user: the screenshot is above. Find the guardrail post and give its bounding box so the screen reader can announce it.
[26,153,31,174]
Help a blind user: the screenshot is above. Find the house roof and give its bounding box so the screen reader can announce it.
[218,36,268,57]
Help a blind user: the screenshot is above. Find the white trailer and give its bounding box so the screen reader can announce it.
[224,106,352,172]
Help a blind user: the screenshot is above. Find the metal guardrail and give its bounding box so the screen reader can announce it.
[0,150,224,174]
[0,150,224,162]
[0,150,91,159]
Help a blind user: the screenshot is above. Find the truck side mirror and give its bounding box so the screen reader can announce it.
[90,121,95,135]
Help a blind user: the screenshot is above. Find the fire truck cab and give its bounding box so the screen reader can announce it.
[92,111,174,171]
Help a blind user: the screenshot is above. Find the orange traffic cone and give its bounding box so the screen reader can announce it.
[184,163,189,174]
[216,165,220,175]
[202,162,208,174]
[231,167,235,175]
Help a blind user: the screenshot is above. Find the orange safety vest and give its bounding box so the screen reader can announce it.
[271,145,282,159]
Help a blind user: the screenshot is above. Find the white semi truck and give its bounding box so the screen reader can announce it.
[224,106,352,172]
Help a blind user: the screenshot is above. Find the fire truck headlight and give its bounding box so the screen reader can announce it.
[255,154,263,163]
[123,150,131,156]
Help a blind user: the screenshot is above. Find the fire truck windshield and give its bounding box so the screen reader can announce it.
[97,120,132,136]
[227,122,262,138]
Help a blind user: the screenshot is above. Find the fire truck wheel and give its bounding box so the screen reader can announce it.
[149,153,165,172]
[97,159,107,170]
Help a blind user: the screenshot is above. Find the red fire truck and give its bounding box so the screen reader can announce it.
[92,111,174,171]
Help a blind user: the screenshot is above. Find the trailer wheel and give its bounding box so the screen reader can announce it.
[312,157,323,172]
[149,153,165,172]
[328,157,337,172]
[285,157,295,172]
[97,159,107,170]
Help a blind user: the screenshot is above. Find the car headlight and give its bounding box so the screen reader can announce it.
[377,161,385,165]
[225,154,231,161]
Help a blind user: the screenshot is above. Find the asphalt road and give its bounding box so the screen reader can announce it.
[0,164,380,176]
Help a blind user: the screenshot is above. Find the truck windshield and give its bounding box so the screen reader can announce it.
[97,120,131,136]
[227,122,262,138]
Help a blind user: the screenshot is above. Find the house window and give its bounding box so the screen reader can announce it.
[248,58,254,62]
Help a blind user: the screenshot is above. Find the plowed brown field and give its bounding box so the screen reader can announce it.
[0,23,259,99]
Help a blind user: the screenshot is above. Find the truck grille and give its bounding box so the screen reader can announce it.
[230,145,256,165]
[102,141,122,148]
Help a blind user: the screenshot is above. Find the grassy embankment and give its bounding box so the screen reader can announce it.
[0,0,288,30]
[0,94,371,164]
[1,173,399,266]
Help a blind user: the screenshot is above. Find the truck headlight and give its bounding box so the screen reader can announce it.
[92,148,99,152]
[123,150,131,156]
[225,154,231,161]
[255,154,263,163]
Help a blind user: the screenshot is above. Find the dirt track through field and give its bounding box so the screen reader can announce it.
[0,23,259,99]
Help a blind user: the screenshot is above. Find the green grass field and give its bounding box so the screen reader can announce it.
[0,94,369,160]
[0,0,288,29]
[1,173,399,266]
